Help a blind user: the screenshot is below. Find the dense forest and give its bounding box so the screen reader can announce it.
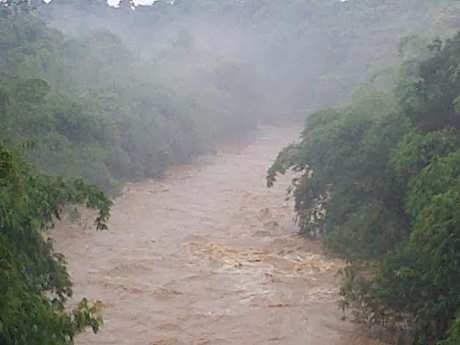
[2,0,460,193]
[1,1,262,193]
[269,23,460,345]
[2,0,460,344]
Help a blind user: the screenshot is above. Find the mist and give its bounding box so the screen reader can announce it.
[2,1,460,344]
[36,0,387,123]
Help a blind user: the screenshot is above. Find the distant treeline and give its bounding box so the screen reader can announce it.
[2,0,460,193]
[1,3,260,193]
[269,30,460,345]
[41,0,460,117]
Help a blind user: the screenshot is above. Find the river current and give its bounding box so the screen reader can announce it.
[53,126,378,345]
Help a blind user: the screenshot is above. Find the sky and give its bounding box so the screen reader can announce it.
[43,0,158,6]
[108,0,157,6]
[47,0,344,7]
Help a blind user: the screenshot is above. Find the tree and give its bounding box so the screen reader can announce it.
[0,143,112,344]
[268,33,460,344]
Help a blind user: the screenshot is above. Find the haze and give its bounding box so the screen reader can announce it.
[2,1,460,345]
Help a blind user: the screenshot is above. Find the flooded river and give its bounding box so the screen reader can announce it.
[53,126,377,345]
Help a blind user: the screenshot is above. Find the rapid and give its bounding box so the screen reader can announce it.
[52,126,376,345]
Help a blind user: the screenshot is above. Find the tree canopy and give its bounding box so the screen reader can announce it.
[268,32,460,344]
[0,142,111,344]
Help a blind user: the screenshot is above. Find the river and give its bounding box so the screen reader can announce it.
[52,126,377,345]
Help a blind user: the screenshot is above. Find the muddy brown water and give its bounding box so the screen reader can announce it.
[52,126,379,345]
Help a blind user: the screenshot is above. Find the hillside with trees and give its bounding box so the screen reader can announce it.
[1,0,459,193]
[1,2,263,193]
[40,0,460,116]
[268,30,460,345]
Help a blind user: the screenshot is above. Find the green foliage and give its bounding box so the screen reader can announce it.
[269,32,460,344]
[0,143,111,344]
[0,6,263,193]
[406,150,460,219]
[1,1,460,343]
[390,129,460,183]
[2,0,459,193]
[268,88,410,259]
[443,313,460,345]
[397,33,460,131]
